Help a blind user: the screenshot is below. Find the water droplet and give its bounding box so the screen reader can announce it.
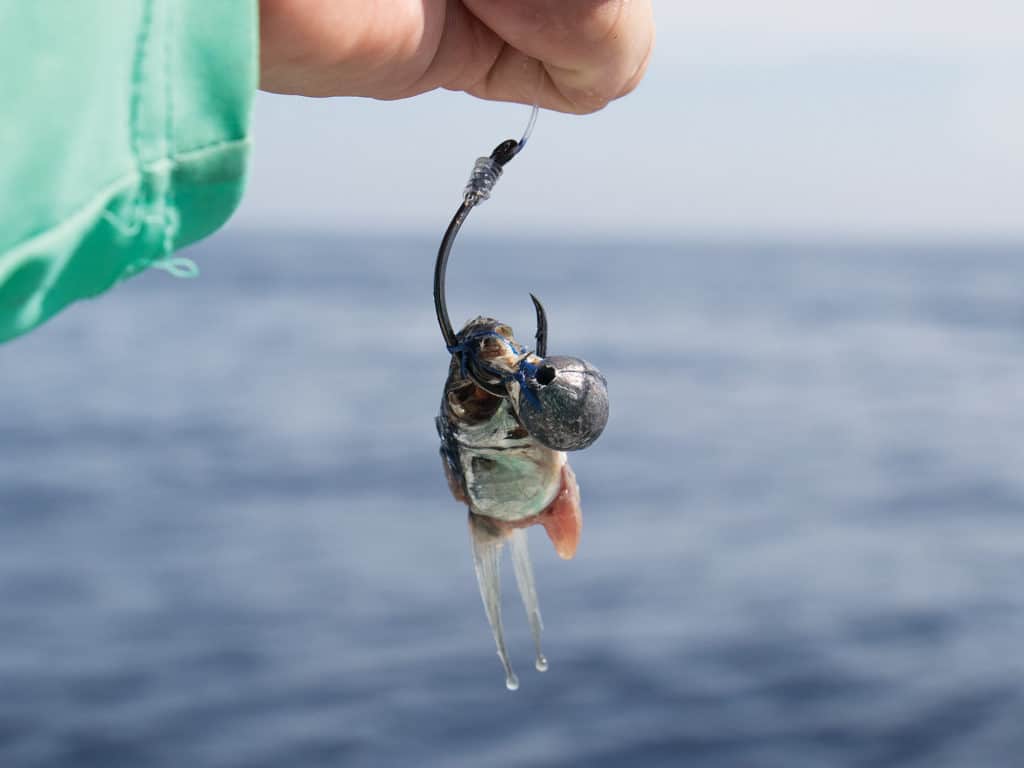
[506,673,520,691]
[535,655,549,672]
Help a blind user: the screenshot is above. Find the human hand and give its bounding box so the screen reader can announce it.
[259,0,654,114]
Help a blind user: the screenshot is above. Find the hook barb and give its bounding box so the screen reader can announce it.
[530,293,548,358]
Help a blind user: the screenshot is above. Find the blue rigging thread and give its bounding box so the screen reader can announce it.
[514,358,543,409]
[447,329,543,409]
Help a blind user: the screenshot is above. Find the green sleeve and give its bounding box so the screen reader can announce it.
[0,0,257,343]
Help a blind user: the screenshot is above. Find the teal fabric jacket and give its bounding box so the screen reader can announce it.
[0,1,257,343]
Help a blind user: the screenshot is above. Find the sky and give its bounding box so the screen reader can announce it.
[232,1,1024,241]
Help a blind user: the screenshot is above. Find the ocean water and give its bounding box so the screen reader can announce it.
[1,232,1023,767]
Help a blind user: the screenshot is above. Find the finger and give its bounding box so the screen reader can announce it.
[462,0,655,113]
[261,0,446,98]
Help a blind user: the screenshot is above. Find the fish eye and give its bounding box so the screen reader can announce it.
[536,365,556,386]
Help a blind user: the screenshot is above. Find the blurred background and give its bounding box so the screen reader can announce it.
[3,2,1024,766]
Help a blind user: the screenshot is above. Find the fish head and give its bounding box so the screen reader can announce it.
[451,317,527,396]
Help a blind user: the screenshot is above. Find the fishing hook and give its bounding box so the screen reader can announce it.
[433,107,547,389]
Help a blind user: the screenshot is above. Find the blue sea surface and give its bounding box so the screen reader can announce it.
[1,233,1023,767]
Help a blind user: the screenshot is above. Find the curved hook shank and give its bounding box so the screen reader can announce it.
[434,201,474,349]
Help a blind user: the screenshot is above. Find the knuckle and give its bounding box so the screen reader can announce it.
[582,0,629,45]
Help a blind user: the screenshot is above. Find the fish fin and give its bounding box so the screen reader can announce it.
[468,513,519,690]
[539,463,582,560]
[509,529,548,672]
